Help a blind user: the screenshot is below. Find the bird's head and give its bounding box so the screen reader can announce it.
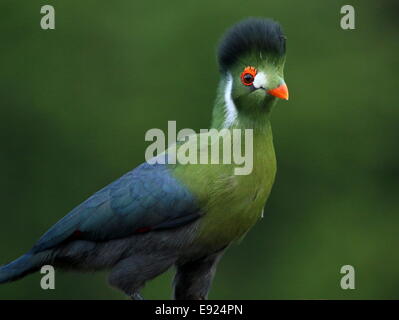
[217,18,288,125]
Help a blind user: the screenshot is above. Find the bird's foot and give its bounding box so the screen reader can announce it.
[130,292,144,300]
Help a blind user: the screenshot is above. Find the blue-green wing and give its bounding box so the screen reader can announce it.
[31,162,201,253]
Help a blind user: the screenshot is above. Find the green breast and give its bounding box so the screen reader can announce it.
[172,123,276,251]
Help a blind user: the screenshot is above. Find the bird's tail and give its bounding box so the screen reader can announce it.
[0,252,48,284]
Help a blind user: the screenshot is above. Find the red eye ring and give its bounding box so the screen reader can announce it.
[240,66,257,86]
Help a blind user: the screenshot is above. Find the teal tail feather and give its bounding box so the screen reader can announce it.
[0,253,46,284]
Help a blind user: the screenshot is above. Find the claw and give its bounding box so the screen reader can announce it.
[130,292,144,300]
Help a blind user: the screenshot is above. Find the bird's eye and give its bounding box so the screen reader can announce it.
[240,66,257,86]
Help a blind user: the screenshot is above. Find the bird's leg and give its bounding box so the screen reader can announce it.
[173,248,226,300]
[108,253,176,300]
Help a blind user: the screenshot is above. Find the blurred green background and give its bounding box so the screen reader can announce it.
[0,0,398,299]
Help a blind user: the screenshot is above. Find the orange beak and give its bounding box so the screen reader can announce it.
[267,83,289,100]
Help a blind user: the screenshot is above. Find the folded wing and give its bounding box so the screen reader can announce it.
[31,162,201,253]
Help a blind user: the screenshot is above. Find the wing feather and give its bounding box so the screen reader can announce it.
[31,162,200,253]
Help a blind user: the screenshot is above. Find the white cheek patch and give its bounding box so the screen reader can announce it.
[253,72,268,89]
[223,73,238,127]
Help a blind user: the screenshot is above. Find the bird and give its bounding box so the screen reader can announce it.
[0,17,288,300]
